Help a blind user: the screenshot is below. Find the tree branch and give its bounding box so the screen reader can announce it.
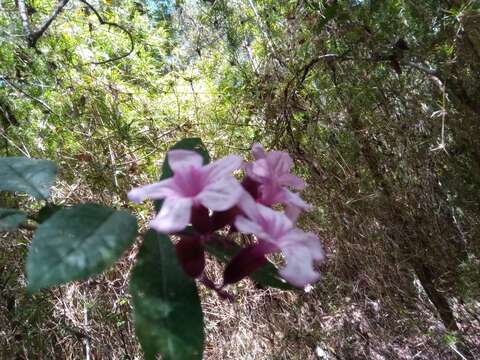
[79,0,135,65]
[0,75,57,115]
[29,0,70,46]
[17,0,70,47]
[17,0,32,40]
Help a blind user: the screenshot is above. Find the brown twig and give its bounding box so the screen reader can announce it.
[79,0,135,65]
[0,75,57,115]
[17,0,70,47]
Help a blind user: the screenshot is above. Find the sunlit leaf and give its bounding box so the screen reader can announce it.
[27,204,138,293]
[0,157,57,200]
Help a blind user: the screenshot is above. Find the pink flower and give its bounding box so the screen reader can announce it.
[245,143,311,220]
[230,194,324,287]
[128,150,244,233]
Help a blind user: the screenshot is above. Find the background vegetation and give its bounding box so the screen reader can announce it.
[1,0,479,358]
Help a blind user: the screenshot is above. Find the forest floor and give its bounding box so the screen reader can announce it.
[1,214,479,359]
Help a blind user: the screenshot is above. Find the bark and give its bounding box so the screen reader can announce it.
[16,0,70,47]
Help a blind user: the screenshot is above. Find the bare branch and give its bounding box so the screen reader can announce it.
[29,0,70,46]
[79,0,135,65]
[0,76,57,115]
[16,0,32,39]
[17,0,70,47]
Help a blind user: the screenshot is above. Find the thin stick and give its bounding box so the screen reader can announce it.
[79,0,135,65]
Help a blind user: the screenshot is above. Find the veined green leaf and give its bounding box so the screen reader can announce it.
[0,157,57,200]
[130,230,204,360]
[27,204,138,293]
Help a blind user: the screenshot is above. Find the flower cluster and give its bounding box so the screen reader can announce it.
[128,144,324,290]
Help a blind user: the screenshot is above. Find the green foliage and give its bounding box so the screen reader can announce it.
[130,230,204,360]
[0,208,27,231]
[0,157,57,200]
[26,203,138,293]
[1,0,480,357]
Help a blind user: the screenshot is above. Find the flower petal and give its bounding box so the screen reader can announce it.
[279,230,325,262]
[150,197,192,233]
[234,215,264,236]
[279,245,321,287]
[197,177,243,211]
[128,178,178,203]
[256,204,294,237]
[251,143,266,159]
[284,189,312,210]
[282,190,312,221]
[237,192,261,220]
[168,149,203,173]
[266,151,294,176]
[203,154,243,182]
[278,173,305,190]
[251,158,270,179]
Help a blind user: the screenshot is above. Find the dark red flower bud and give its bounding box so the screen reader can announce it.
[211,206,239,231]
[191,205,211,234]
[223,242,271,285]
[241,176,260,200]
[175,236,205,278]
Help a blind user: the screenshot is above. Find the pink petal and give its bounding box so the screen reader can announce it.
[284,189,312,210]
[266,151,294,175]
[234,215,264,236]
[279,245,321,287]
[256,205,294,236]
[251,143,266,159]
[251,159,270,178]
[278,173,305,190]
[197,177,243,211]
[237,192,261,220]
[203,154,243,182]
[303,232,325,262]
[244,163,262,185]
[150,197,192,233]
[128,178,178,203]
[258,183,286,206]
[168,149,203,173]
[280,230,325,262]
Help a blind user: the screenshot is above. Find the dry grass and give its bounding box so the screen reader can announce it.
[2,227,479,359]
[1,165,479,360]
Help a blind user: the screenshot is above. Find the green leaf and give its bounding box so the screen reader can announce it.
[314,2,338,33]
[130,230,204,360]
[27,204,138,293]
[155,137,210,212]
[0,157,57,200]
[0,208,27,231]
[206,240,296,290]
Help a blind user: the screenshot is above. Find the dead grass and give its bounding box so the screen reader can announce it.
[1,168,479,360]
